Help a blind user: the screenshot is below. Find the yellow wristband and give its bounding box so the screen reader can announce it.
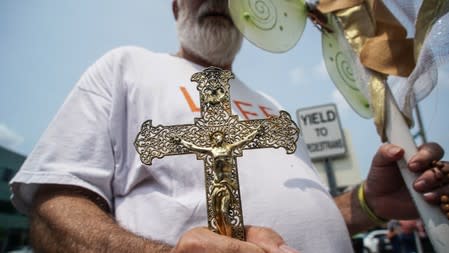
[357,182,388,224]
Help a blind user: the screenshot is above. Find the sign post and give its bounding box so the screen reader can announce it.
[296,103,347,160]
[297,103,347,195]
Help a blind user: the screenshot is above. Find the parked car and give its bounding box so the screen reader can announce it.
[363,229,393,253]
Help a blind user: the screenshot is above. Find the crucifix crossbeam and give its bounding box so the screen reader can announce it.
[134,67,299,240]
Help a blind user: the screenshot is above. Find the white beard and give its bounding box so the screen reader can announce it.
[176,1,243,67]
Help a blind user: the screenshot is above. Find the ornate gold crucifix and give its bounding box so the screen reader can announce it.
[134,67,299,240]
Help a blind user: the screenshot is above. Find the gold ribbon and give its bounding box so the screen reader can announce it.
[317,0,363,14]
[318,0,414,77]
[317,0,415,141]
[369,74,387,140]
[359,0,415,77]
[318,0,415,76]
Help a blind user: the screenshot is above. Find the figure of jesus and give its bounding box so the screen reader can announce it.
[173,129,260,236]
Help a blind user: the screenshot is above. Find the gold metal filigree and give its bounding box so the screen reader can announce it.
[134,67,300,240]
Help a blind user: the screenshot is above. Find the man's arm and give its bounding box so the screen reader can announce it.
[30,184,172,253]
[31,184,296,253]
[173,136,211,154]
[336,143,447,235]
[334,188,379,235]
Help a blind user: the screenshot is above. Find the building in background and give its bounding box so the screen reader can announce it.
[0,146,28,252]
[312,129,362,193]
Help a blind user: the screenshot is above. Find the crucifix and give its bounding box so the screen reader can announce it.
[134,67,299,240]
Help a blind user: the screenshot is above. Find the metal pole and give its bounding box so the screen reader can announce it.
[414,230,424,253]
[324,158,338,196]
[415,103,427,144]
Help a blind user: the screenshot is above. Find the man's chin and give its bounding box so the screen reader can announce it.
[177,18,242,66]
[200,17,234,29]
[201,14,233,22]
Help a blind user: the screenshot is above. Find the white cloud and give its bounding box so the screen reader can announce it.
[0,124,24,150]
[313,60,329,80]
[438,66,449,89]
[289,61,330,86]
[288,65,307,85]
[331,89,351,115]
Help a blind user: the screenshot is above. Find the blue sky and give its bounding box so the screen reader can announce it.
[1,1,448,178]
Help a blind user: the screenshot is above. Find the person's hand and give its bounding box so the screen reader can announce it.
[363,143,447,220]
[170,226,300,253]
[409,145,449,219]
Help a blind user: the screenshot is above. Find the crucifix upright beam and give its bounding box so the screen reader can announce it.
[134,67,299,240]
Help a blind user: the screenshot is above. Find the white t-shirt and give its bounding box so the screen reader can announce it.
[11,46,353,252]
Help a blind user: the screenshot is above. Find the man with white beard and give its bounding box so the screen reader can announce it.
[10,1,449,252]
